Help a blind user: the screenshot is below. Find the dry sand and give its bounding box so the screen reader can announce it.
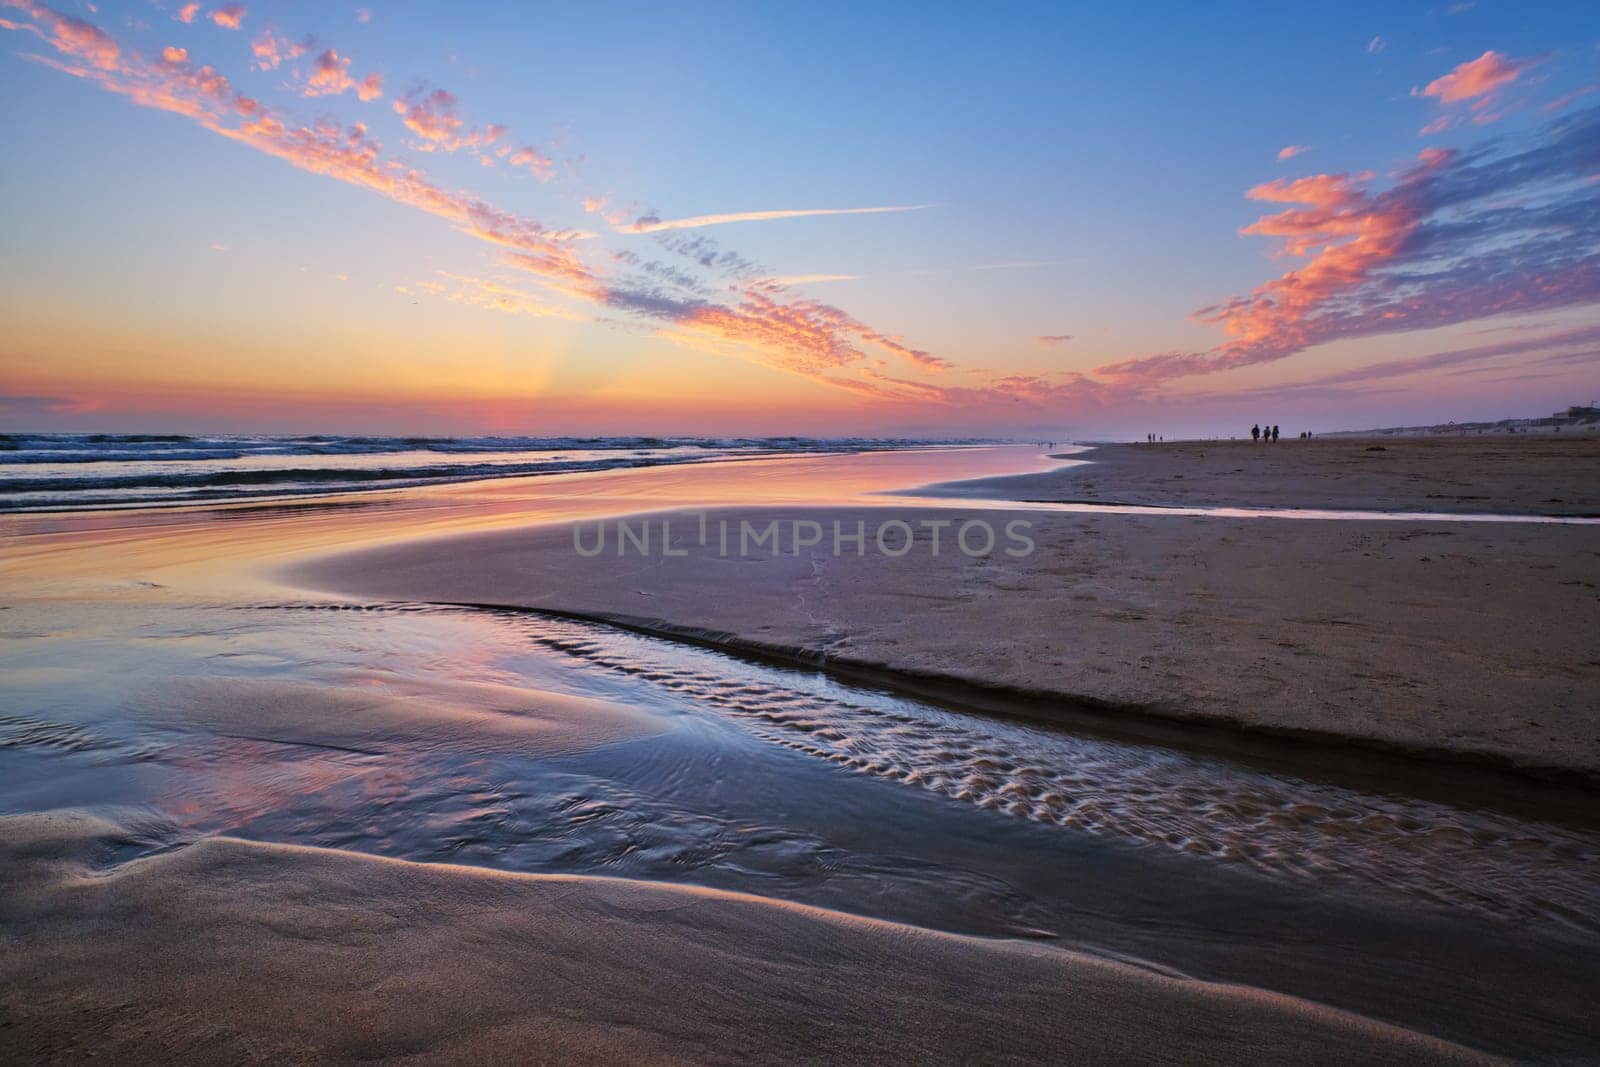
[0,812,1489,1065]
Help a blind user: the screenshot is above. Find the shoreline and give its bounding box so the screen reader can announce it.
[426,599,1600,807]
[289,507,1600,790]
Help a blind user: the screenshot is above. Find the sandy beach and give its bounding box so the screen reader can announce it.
[5,439,1600,1063]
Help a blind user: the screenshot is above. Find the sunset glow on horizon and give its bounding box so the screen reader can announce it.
[2,1,1597,437]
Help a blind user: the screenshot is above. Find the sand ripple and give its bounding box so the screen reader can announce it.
[516,612,1600,930]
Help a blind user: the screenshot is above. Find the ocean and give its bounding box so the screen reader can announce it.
[0,433,972,511]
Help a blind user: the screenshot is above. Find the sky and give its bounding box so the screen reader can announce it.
[1,0,1597,438]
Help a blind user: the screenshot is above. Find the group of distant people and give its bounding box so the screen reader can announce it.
[1143,433,1162,442]
[1252,423,1280,442]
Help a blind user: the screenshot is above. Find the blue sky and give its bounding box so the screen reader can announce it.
[1,0,1597,435]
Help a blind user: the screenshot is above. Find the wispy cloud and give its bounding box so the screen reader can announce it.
[1366,35,1386,55]
[0,3,1095,412]
[1096,105,1600,388]
[1036,334,1073,346]
[767,274,859,286]
[3,5,587,270]
[969,259,1062,271]
[621,205,928,234]
[418,271,590,322]
[1194,323,1600,401]
[1277,144,1310,161]
[1545,84,1597,113]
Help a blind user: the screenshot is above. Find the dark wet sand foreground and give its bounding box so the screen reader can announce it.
[0,813,1490,1065]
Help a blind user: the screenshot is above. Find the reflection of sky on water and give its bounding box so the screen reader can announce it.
[3,597,1598,938]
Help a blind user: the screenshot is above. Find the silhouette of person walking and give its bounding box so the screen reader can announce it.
[1251,424,1261,442]
[1271,425,1280,442]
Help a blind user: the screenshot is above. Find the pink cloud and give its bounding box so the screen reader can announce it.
[1421,50,1535,104]
[6,2,119,68]
[303,48,353,96]
[1036,335,1072,346]
[1277,144,1310,161]
[393,87,467,147]
[1,6,586,267]
[1544,85,1596,114]
[660,284,952,380]
[507,145,553,180]
[248,28,300,70]
[208,3,244,30]
[356,71,382,102]
[174,2,198,24]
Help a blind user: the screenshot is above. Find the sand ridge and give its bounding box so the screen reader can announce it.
[292,495,1600,781]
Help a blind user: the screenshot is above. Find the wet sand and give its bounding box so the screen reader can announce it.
[0,812,1489,1065]
[294,440,1600,780]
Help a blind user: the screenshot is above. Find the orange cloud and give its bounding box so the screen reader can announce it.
[174,2,198,24]
[6,1,119,68]
[303,48,353,96]
[393,87,468,148]
[1420,50,1535,103]
[208,3,244,30]
[248,28,302,71]
[507,145,553,180]
[1276,144,1309,161]
[356,71,382,102]
[3,6,587,273]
